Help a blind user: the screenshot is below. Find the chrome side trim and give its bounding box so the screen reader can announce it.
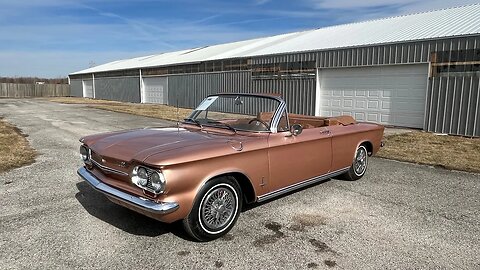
[77,167,179,214]
[90,158,129,176]
[256,167,350,203]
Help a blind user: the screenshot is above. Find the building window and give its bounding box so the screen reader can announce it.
[252,60,316,79]
[95,69,139,78]
[431,49,480,76]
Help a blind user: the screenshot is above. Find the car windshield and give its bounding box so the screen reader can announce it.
[184,95,281,132]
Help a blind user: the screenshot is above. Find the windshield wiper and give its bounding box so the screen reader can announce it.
[183,118,203,128]
[207,120,237,133]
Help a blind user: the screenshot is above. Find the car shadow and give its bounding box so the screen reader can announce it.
[76,176,338,239]
[75,181,190,240]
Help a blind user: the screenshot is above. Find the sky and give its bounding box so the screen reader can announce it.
[0,0,477,78]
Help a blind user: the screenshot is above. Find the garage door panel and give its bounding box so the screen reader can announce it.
[354,112,365,120]
[382,101,391,109]
[83,80,93,98]
[367,113,378,122]
[343,99,353,107]
[368,100,379,109]
[380,114,390,122]
[332,110,342,116]
[143,77,168,104]
[331,100,341,107]
[355,100,366,109]
[318,65,428,128]
[368,90,380,97]
[320,110,332,116]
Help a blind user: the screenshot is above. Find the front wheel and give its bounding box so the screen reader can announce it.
[342,144,368,181]
[183,176,242,241]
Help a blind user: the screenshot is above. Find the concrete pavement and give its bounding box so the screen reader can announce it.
[0,99,479,269]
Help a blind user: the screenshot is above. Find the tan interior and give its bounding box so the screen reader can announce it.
[257,112,356,129]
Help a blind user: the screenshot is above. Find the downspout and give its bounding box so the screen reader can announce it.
[92,73,96,99]
[139,69,144,103]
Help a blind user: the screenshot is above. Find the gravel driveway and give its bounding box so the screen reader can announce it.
[0,99,479,269]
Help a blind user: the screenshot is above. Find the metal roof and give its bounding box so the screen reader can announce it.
[71,4,480,75]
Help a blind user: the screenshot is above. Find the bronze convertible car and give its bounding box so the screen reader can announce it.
[78,93,384,241]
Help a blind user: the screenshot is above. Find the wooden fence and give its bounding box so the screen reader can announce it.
[0,83,70,98]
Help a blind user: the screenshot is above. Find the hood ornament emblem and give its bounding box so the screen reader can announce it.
[118,161,127,168]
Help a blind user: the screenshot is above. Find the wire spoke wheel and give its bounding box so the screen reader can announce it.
[354,146,367,176]
[201,187,236,230]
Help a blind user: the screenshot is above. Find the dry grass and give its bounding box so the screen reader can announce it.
[0,118,36,174]
[50,97,191,122]
[377,131,480,173]
[49,97,122,105]
[93,104,191,122]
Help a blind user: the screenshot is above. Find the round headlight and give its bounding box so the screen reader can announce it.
[137,167,148,179]
[80,145,89,161]
[132,166,148,186]
[150,171,166,193]
[131,166,166,194]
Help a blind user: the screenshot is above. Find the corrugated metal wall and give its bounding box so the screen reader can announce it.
[94,77,140,102]
[249,53,316,115]
[311,36,478,68]
[167,71,315,115]
[425,76,479,137]
[70,79,83,97]
[168,71,252,108]
[422,36,480,137]
[252,79,316,115]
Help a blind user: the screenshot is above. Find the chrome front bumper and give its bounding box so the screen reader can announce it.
[77,167,179,214]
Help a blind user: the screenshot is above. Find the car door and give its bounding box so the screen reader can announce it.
[266,121,332,193]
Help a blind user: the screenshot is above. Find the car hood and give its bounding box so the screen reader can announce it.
[83,127,243,163]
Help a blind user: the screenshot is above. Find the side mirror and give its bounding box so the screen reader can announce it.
[290,124,303,136]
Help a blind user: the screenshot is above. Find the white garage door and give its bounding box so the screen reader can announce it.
[143,77,168,104]
[83,80,94,98]
[317,65,428,128]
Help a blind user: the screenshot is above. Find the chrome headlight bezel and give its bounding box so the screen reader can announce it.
[80,145,90,162]
[131,165,166,194]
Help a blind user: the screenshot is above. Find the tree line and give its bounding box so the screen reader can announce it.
[0,77,68,84]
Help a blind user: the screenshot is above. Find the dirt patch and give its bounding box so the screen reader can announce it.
[0,118,36,174]
[378,131,480,173]
[221,234,234,241]
[214,261,224,268]
[177,251,190,256]
[309,239,336,254]
[324,259,337,267]
[307,262,318,268]
[289,213,326,231]
[253,221,285,247]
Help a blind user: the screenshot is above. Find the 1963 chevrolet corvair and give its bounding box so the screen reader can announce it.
[78,93,384,241]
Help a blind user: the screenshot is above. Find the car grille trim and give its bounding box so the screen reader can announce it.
[91,158,129,176]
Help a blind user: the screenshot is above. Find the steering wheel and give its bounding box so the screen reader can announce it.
[248,118,270,129]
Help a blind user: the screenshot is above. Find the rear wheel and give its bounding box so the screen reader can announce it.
[342,144,368,181]
[183,176,242,241]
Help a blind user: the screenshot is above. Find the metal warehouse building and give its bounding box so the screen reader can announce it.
[69,4,480,137]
